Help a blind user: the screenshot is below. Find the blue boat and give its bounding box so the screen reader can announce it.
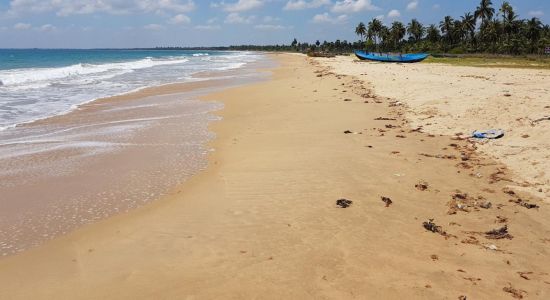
[354,50,429,63]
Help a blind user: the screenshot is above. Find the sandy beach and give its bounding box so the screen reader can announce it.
[317,56,550,199]
[1,53,549,299]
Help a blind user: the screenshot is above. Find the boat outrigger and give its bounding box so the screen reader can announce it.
[354,50,429,63]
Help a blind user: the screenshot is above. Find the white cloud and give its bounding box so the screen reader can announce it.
[143,23,164,30]
[213,0,263,12]
[38,24,56,31]
[387,9,400,18]
[168,14,191,24]
[7,0,196,16]
[432,4,440,10]
[224,12,255,24]
[283,0,330,11]
[375,14,384,21]
[138,0,196,13]
[331,0,378,14]
[254,24,291,30]
[406,1,418,11]
[528,10,544,17]
[311,12,348,24]
[194,24,221,30]
[13,22,31,30]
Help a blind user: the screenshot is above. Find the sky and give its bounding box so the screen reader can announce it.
[0,0,548,48]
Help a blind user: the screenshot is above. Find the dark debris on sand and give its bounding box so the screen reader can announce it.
[336,199,353,208]
[381,196,393,207]
[415,181,428,191]
[503,283,526,299]
[447,192,492,214]
[485,225,513,240]
[509,198,539,209]
[423,219,455,239]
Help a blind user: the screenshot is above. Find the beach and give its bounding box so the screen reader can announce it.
[1,53,550,299]
[317,55,550,199]
[0,51,271,255]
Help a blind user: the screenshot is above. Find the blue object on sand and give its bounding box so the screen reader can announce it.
[472,129,504,139]
[354,50,429,63]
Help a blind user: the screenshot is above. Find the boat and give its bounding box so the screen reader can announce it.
[354,50,429,63]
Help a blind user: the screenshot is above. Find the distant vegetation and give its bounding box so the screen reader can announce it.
[354,0,549,55]
[155,1,549,57]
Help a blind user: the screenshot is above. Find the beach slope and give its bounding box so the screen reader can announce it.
[0,54,549,299]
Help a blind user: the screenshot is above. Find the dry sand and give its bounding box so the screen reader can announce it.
[1,54,549,299]
[317,55,550,199]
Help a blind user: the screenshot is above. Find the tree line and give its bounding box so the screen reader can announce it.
[354,0,550,55]
[152,1,549,56]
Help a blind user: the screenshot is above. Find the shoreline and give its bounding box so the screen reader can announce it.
[0,56,274,256]
[1,53,549,299]
[0,78,212,132]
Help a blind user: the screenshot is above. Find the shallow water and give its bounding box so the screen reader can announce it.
[0,55,275,256]
[0,49,261,130]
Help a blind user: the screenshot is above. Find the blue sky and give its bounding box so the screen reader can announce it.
[0,0,548,48]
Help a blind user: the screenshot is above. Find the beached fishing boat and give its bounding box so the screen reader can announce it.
[354,50,429,63]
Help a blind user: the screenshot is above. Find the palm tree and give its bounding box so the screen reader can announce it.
[499,1,512,22]
[390,21,406,50]
[475,0,495,26]
[379,26,391,51]
[461,12,476,43]
[368,18,383,50]
[349,0,550,55]
[407,19,425,42]
[453,19,467,44]
[440,16,454,50]
[483,19,500,53]
[526,18,543,45]
[355,22,367,42]
[426,24,441,44]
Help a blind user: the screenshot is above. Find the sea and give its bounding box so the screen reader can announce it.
[0,49,261,130]
[0,49,269,256]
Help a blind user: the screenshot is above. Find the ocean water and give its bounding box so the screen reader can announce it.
[0,49,271,255]
[0,49,261,130]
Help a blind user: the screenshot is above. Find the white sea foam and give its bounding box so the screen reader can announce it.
[0,52,262,130]
[0,57,190,86]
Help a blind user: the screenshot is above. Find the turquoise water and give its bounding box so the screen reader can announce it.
[0,49,260,129]
[0,49,223,70]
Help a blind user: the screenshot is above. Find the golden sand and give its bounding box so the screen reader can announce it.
[317,55,550,199]
[0,54,549,299]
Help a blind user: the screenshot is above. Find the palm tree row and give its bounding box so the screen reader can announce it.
[355,0,550,55]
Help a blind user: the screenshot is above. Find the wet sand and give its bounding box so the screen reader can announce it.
[0,61,271,255]
[0,54,549,299]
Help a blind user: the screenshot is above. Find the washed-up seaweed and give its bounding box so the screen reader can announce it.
[485,225,513,240]
[336,199,353,208]
[381,196,393,207]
